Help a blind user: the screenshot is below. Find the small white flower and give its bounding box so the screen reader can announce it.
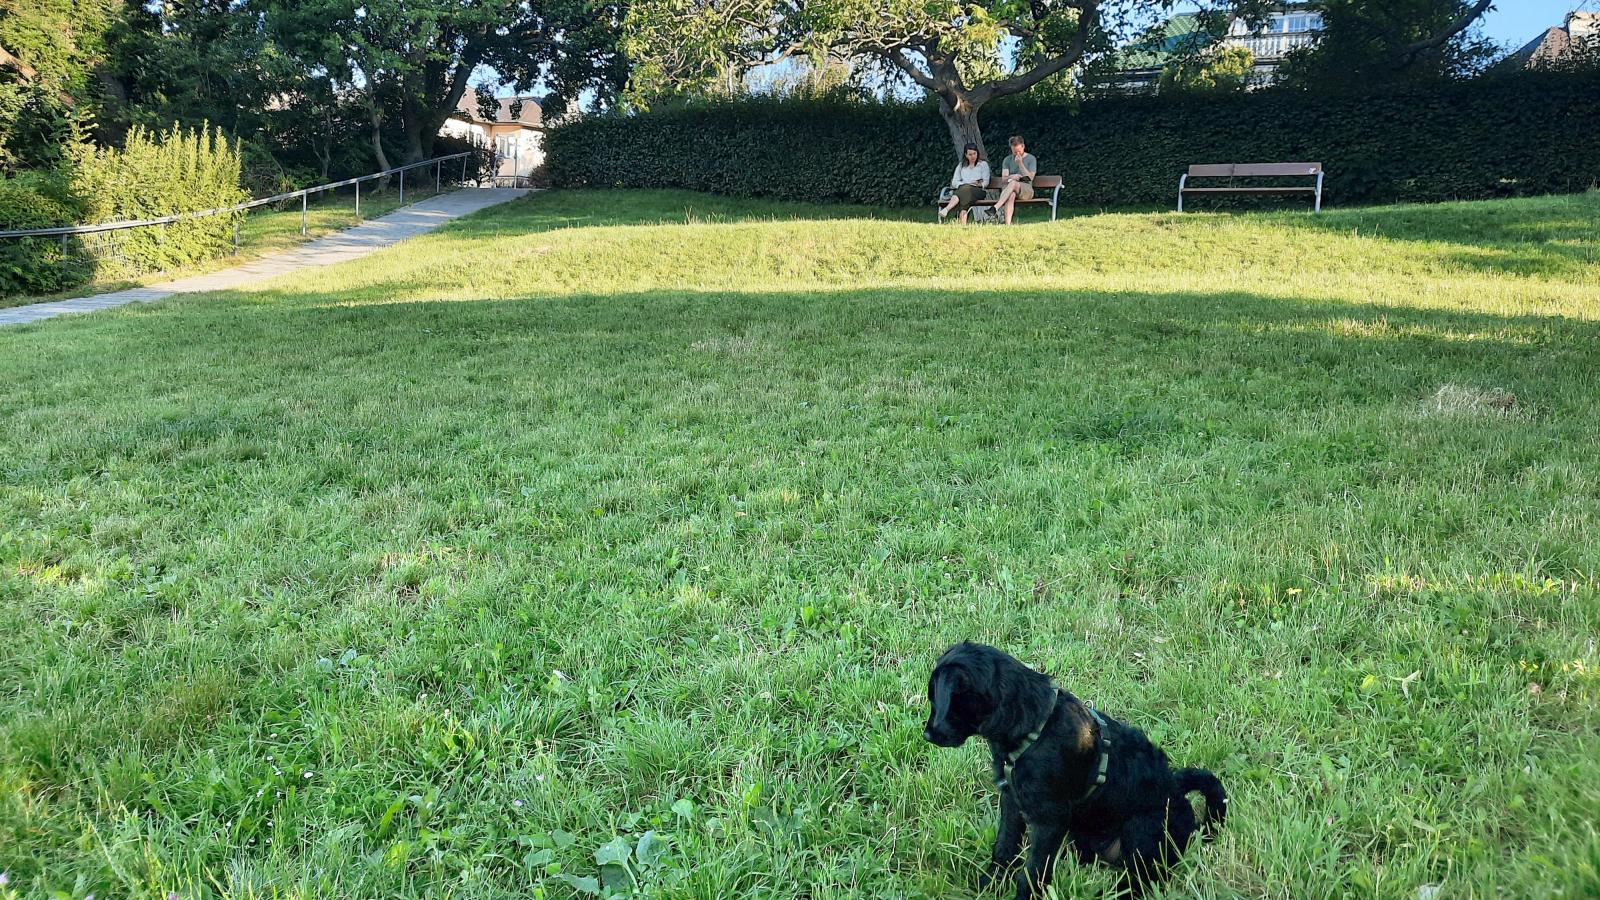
[535,774,545,783]
[0,871,9,886]
[513,800,524,808]
[303,771,313,779]
[169,892,182,900]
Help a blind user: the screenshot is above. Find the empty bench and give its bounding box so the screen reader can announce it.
[936,175,1064,222]
[1178,163,1324,213]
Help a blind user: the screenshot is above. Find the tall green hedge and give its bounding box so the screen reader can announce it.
[548,71,1600,208]
[69,125,247,279]
[0,125,246,298]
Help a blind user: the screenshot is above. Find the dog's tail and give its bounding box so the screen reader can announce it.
[1174,768,1227,837]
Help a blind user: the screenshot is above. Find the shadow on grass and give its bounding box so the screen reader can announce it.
[14,281,1597,419]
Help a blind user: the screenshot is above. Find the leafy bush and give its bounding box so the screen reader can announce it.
[1160,46,1254,95]
[0,172,88,295]
[548,70,1600,209]
[67,124,247,279]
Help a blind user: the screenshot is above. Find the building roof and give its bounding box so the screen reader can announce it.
[452,94,544,127]
[1112,14,1209,72]
[1499,25,1576,71]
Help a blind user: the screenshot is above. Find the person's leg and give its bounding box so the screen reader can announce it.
[955,184,983,224]
[992,182,1015,216]
[999,194,1016,224]
[1006,183,1032,224]
[939,194,958,218]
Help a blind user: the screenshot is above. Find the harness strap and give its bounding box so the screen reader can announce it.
[995,691,1113,805]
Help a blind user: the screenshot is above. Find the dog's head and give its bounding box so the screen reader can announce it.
[923,641,1005,747]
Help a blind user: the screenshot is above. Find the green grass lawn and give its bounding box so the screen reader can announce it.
[1,187,421,310]
[1,189,1598,899]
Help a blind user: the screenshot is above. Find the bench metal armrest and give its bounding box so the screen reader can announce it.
[1049,183,1062,221]
[1177,173,1189,212]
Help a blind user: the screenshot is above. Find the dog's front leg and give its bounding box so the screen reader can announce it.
[979,789,1026,889]
[1013,821,1068,900]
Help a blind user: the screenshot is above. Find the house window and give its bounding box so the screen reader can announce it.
[495,135,516,158]
[1282,13,1320,32]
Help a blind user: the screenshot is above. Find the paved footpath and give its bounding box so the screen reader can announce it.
[0,187,529,327]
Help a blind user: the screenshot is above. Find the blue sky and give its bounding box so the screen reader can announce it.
[1477,0,1598,47]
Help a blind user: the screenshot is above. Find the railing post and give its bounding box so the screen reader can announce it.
[461,154,468,185]
[355,179,361,221]
[301,193,308,235]
[399,169,405,205]
[233,219,240,255]
[435,160,441,195]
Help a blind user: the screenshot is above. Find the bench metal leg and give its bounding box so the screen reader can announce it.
[1314,172,1324,213]
[1177,174,1187,212]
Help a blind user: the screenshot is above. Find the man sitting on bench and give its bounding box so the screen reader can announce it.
[993,135,1036,225]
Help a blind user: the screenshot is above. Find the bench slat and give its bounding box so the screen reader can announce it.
[1187,162,1322,176]
[1181,187,1318,193]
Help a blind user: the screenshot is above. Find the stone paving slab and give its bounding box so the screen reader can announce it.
[0,187,529,327]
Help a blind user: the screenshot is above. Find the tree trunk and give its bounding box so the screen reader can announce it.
[401,105,430,164]
[938,93,988,161]
[368,100,393,191]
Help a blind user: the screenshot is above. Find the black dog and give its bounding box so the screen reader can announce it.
[924,642,1226,898]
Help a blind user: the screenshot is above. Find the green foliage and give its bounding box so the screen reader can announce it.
[64,124,246,280]
[1160,45,1254,95]
[0,0,122,169]
[1276,0,1498,91]
[548,71,1600,208]
[0,172,87,295]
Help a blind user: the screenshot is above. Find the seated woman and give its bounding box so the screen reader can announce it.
[992,135,1037,225]
[939,143,991,223]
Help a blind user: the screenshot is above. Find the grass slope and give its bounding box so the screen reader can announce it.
[1,189,1598,899]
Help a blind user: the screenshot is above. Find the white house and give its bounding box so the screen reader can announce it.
[439,95,545,184]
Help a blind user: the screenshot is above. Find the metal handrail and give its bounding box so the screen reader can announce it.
[0,151,475,239]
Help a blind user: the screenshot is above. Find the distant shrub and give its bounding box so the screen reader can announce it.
[67,124,247,279]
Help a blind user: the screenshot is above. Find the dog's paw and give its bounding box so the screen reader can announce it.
[976,861,1018,893]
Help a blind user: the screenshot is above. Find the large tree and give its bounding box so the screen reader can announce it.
[623,0,1498,158]
[624,0,1258,157]
[1276,0,1497,90]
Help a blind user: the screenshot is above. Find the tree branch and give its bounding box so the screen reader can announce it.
[972,0,1099,103]
[0,44,75,104]
[883,47,940,93]
[1391,0,1493,69]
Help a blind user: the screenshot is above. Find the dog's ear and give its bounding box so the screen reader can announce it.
[925,662,990,746]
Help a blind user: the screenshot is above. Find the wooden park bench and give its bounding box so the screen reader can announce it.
[1177,163,1324,213]
[936,175,1064,222]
